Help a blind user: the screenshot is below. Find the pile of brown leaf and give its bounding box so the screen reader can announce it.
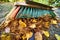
[1,14,59,40]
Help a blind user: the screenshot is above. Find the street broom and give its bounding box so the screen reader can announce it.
[0,2,56,40]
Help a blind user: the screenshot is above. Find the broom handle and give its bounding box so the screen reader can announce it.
[10,6,20,19]
[0,7,17,29]
[5,6,16,19]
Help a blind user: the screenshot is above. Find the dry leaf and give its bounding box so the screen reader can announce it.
[19,20,26,28]
[35,32,42,40]
[51,19,57,24]
[26,32,33,40]
[29,24,36,29]
[42,31,49,37]
[44,22,50,28]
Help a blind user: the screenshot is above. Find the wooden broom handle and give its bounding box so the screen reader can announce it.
[10,6,20,19]
[5,6,16,20]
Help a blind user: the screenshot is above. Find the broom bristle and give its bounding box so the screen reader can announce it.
[16,6,56,18]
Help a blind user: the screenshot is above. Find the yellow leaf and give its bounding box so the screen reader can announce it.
[43,31,49,37]
[29,24,36,29]
[19,20,26,28]
[32,19,37,23]
[44,22,50,28]
[51,20,57,24]
[6,36,11,40]
[22,35,26,40]
[26,32,33,39]
[55,34,60,40]
[1,35,6,40]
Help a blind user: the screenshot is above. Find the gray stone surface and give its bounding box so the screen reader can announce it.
[0,3,14,23]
